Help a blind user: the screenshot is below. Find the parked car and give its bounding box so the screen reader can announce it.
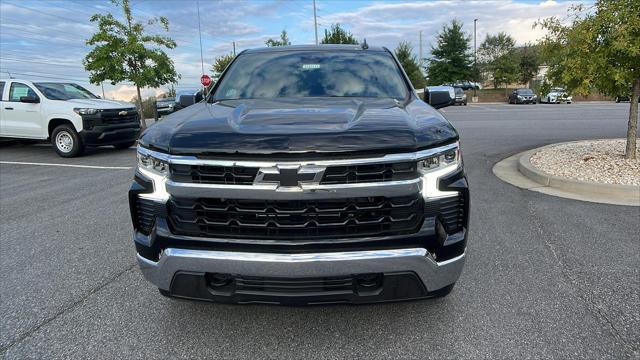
[131,45,469,304]
[443,80,480,90]
[0,79,140,157]
[155,97,175,115]
[173,89,203,111]
[541,88,572,104]
[508,88,537,104]
[614,95,638,102]
[453,87,467,105]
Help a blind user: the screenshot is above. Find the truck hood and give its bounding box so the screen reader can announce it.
[140,97,459,156]
[63,98,135,109]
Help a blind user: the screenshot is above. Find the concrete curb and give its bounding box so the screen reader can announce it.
[514,142,640,206]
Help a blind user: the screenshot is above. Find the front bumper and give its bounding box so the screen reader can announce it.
[80,126,140,146]
[516,98,536,104]
[138,247,465,304]
[157,107,174,114]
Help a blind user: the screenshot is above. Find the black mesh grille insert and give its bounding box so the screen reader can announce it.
[135,198,156,234]
[168,195,424,239]
[320,162,417,184]
[234,275,354,294]
[424,195,465,234]
[171,164,259,185]
[101,109,139,124]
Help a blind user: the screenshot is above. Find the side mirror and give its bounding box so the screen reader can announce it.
[423,86,455,109]
[178,94,196,108]
[20,95,40,104]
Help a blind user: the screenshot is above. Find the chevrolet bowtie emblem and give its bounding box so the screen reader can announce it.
[118,110,128,116]
[254,165,326,189]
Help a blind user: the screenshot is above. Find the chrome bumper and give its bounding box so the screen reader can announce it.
[137,248,465,292]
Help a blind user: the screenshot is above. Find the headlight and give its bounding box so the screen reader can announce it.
[73,108,100,115]
[137,147,169,176]
[418,146,460,173]
[517,95,523,99]
[418,143,461,199]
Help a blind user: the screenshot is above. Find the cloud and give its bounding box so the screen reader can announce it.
[1,0,589,97]
[313,0,584,52]
[106,85,165,102]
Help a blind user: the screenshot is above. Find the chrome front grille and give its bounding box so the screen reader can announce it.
[137,143,462,241]
[167,195,424,239]
[169,161,418,185]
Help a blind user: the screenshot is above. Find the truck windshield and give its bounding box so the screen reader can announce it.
[34,83,98,100]
[214,50,409,101]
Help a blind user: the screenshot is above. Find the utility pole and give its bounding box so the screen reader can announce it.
[419,30,423,69]
[197,0,205,77]
[473,18,478,102]
[313,0,319,45]
[474,19,478,65]
[101,82,105,99]
[232,41,236,56]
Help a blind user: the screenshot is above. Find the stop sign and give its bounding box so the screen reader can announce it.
[200,74,212,87]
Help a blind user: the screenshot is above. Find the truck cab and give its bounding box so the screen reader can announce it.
[0,79,141,157]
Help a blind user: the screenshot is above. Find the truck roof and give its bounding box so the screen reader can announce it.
[243,44,388,54]
[0,79,76,84]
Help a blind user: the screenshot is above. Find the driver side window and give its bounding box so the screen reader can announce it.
[9,83,37,102]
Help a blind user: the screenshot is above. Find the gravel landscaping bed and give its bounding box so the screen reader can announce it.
[530,139,640,186]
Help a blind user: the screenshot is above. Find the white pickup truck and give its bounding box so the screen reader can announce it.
[0,79,141,157]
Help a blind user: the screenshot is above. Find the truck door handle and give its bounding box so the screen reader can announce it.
[4,107,13,110]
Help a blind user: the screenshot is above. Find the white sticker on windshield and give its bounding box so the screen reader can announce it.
[302,64,320,70]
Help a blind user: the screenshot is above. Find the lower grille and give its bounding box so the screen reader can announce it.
[235,275,354,294]
[168,195,423,239]
[424,194,465,234]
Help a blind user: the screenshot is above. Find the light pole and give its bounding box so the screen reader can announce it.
[473,18,478,101]
[313,0,318,45]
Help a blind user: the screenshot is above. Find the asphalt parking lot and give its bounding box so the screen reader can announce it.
[1,102,638,359]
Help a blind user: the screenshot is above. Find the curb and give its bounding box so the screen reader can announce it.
[517,143,640,202]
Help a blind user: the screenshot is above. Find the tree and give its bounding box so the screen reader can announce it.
[537,0,639,159]
[321,24,358,44]
[395,41,426,89]
[478,32,519,88]
[211,53,234,73]
[265,30,291,47]
[166,84,176,98]
[426,20,473,85]
[517,44,540,86]
[84,0,179,129]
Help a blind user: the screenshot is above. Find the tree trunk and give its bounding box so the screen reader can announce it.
[136,85,146,130]
[625,78,639,160]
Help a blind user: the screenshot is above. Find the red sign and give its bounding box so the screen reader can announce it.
[200,74,212,87]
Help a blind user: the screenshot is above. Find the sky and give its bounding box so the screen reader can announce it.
[0,0,588,101]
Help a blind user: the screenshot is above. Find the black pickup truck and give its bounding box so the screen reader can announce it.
[129,45,469,304]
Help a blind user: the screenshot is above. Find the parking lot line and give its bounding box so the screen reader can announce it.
[0,161,132,170]
[467,104,499,111]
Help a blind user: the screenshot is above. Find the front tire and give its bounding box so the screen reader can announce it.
[51,124,84,158]
[113,141,137,150]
